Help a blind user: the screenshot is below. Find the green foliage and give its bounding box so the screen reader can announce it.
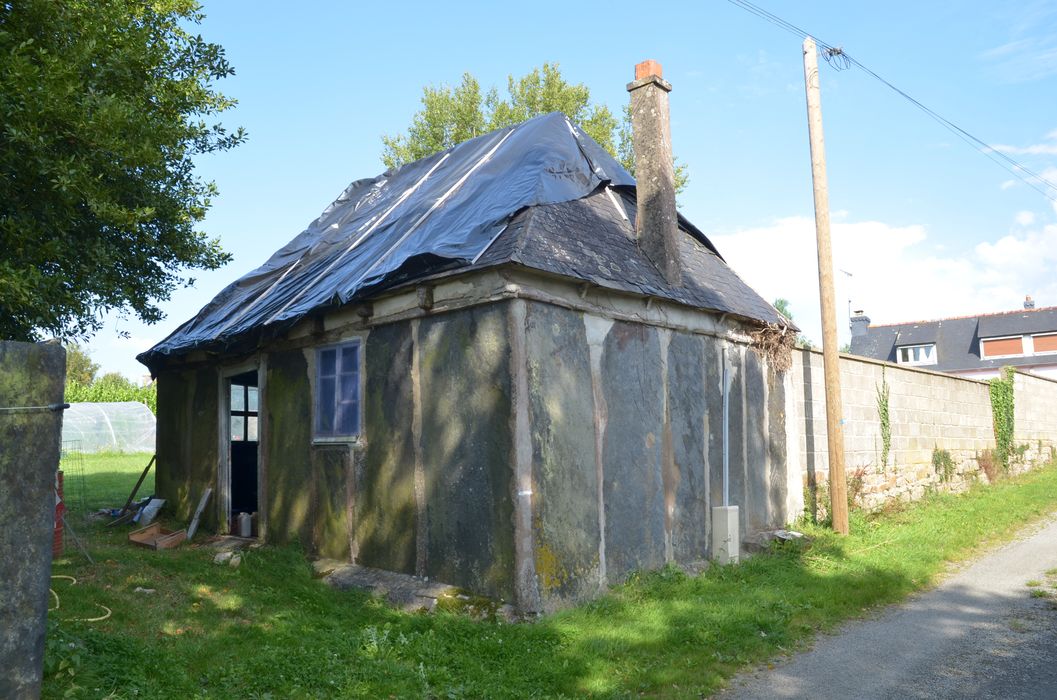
[772,298,814,348]
[932,447,956,483]
[877,369,891,473]
[44,458,1057,697]
[64,344,99,386]
[66,372,156,414]
[381,63,689,192]
[989,367,1016,472]
[0,0,244,341]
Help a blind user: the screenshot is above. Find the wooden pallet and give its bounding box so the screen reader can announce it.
[128,522,187,550]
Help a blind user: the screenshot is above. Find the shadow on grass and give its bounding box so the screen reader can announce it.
[44,530,919,699]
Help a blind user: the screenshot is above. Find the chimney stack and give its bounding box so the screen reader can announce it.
[1025,295,1036,310]
[850,309,871,338]
[627,60,682,286]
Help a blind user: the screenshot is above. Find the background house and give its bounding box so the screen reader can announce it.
[848,297,1057,380]
[139,65,796,613]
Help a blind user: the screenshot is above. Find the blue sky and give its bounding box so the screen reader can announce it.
[91,0,1057,378]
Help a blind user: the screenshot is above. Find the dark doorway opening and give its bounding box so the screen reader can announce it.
[229,370,259,536]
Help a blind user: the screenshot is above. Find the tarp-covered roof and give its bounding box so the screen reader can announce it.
[140,112,783,368]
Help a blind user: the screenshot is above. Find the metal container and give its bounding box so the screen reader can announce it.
[237,511,252,538]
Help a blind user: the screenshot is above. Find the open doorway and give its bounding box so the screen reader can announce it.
[227,370,259,537]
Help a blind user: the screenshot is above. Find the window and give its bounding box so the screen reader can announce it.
[981,336,1023,358]
[315,341,361,438]
[896,343,937,366]
[1033,333,1057,354]
[230,382,259,442]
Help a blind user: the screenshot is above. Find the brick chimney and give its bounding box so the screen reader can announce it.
[627,60,682,286]
[1025,295,1036,310]
[850,309,871,338]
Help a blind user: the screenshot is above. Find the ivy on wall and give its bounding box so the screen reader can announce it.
[989,366,1015,472]
[876,368,891,473]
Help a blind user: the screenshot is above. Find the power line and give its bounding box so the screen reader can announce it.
[723,0,1057,202]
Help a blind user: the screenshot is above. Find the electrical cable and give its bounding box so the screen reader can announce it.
[723,0,1057,202]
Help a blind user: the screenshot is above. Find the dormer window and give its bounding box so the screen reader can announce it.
[897,343,937,366]
[1033,332,1057,355]
[980,336,1024,359]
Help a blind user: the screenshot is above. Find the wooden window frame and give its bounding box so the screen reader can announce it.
[313,339,362,441]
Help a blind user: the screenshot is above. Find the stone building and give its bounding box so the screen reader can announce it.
[139,62,794,613]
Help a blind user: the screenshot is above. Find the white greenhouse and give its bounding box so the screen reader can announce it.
[62,401,156,453]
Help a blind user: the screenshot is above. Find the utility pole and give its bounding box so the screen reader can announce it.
[802,36,849,535]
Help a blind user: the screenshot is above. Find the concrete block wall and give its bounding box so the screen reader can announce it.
[791,350,1057,513]
[1014,371,1057,466]
[791,349,998,510]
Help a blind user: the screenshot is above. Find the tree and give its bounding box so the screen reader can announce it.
[773,298,814,349]
[0,0,245,342]
[64,343,99,386]
[381,63,688,191]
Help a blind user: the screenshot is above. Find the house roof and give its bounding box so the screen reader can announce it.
[849,306,1057,372]
[139,112,785,368]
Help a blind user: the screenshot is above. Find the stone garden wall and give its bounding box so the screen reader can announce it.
[789,348,1057,512]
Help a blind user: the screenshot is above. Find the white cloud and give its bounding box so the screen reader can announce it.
[1016,210,1036,226]
[993,142,1057,156]
[713,215,1057,347]
[992,129,1057,156]
[1000,179,1017,190]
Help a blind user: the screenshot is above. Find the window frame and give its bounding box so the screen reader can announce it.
[980,334,1025,360]
[229,382,259,442]
[1031,332,1057,356]
[895,343,937,366]
[312,338,363,443]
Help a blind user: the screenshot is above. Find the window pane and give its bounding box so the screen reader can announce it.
[247,386,259,412]
[338,400,358,435]
[230,384,245,412]
[247,416,258,442]
[317,376,336,434]
[340,344,359,373]
[230,415,245,441]
[319,348,337,377]
[922,345,932,359]
[339,372,358,403]
[912,347,921,361]
[900,348,909,362]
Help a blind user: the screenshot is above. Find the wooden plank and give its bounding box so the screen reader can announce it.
[186,487,213,542]
[119,454,156,515]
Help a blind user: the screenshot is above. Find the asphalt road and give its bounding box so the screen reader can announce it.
[719,516,1057,699]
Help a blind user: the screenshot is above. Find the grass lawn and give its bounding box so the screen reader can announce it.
[60,451,155,515]
[44,459,1057,699]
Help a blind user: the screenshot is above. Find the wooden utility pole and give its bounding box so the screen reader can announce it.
[802,36,849,534]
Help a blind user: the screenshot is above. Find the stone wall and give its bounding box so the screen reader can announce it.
[521,300,790,611]
[790,349,1057,512]
[155,366,219,526]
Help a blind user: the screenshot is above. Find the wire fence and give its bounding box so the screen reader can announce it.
[58,442,155,521]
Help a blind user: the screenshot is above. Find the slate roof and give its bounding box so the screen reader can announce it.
[140,112,785,368]
[849,307,1057,373]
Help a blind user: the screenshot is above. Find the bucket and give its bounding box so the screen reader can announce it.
[238,512,252,538]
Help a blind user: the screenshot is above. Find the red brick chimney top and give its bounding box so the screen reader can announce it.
[635,60,663,81]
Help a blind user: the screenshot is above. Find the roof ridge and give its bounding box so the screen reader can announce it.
[869,305,1057,329]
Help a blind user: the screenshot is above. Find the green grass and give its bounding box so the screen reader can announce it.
[44,459,1057,699]
[60,451,154,515]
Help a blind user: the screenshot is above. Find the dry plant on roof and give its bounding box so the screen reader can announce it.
[748,322,797,373]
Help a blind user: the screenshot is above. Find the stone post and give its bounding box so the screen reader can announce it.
[0,341,66,699]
